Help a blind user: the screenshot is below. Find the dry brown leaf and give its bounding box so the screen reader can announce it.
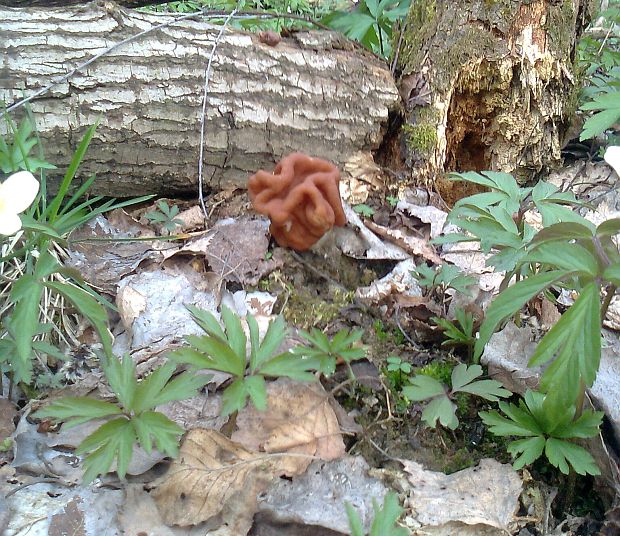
[364,220,442,264]
[232,378,345,476]
[151,429,275,528]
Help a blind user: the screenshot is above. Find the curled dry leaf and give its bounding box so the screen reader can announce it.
[232,378,345,476]
[151,429,276,528]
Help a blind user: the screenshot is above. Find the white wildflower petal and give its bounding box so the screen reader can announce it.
[604,146,620,177]
[0,211,23,236]
[0,171,40,214]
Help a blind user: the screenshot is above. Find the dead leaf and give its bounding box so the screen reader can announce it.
[0,399,17,441]
[396,201,448,240]
[49,497,86,536]
[232,378,345,476]
[356,258,423,304]
[401,458,522,532]
[364,220,442,264]
[151,429,275,528]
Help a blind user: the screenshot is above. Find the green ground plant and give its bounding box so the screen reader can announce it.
[577,2,620,143]
[402,363,510,430]
[144,200,183,234]
[168,306,365,416]
[346,491,409,536]
[0,115,151,390]
[34,354,212,483]
[431,307,476,360]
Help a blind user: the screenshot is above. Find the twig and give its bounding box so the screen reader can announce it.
[5,477,75,498]
[198,8,237,221]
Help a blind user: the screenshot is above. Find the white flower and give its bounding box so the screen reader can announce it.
[0,171,40,236]
[604,146,620,177]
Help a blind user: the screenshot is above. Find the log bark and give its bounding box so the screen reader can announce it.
[393,0,595,202]
[1,2,399,196]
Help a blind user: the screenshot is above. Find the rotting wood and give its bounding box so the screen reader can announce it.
[392,0,596,203]
[1,2,400,196]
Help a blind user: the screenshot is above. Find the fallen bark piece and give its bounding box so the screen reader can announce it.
[1,3,399,196]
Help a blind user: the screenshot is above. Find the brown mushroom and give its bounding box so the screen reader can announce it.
[248,153,347,251]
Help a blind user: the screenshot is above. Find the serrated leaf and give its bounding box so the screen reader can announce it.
[132,411,183,456]
[186,305,226,339]
[185,334,245,376]
[244,375,267,411]
[507,436,546,470]
[402,375,445,401]
[479,409,540,437]
[526,242,599,276]
[147,370,212,410]
[101,354,137,411]
[258,352,319,382]
[33,397,122,428]
[368,492,408,536]
[421,396,458,429]
[220,306,247,364]
[555,410,604,439]
[450,363,482,390]
[545,438,600,475]
[254,315,287,370]
[457,379,511,401]
[221,378,249,416]
[475,270,566,360]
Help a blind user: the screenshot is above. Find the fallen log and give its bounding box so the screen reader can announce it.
[1,2,400,196]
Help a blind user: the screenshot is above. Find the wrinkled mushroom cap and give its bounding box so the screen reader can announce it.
[248,153,346,251]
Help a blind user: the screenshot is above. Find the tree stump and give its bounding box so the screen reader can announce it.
[393,0,595,203]
[1,2,399,196]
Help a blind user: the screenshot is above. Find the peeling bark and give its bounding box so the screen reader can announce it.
[1,2,399,196]
[394,0,595,201]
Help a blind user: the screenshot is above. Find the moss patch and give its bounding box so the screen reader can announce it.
[403,123,438,155]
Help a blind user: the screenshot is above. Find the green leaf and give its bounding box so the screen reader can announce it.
[597,218,620,238]
[457,379,511,401]
[45,280,113,358]
[101,354,137,411]
[221,306,247,365]
[368,492,408,536]
[450,363,482,390]
[131,363,176,414]
[132,411,183,456]
[185,334,245,376]
[603,263,620,286]
[421,396,458,429]
[526,242,599,276]
[76,417,135,483]
[507,436,546,470]
[186,305,226,340]
[479,409,540,437]
[221,378,250,416]
[258,352,320,382]
[580,107,620,141]
[245,375,267,411]
[556,410,604,439]
[33,397,122,428]
[345,502,364,536]
[253,315,287,371]
[474,270,566,360]
[530,222,595,245]
[8,278,43,383]
[146,370,212,410]
[545,438,600,475]
[402,375,445,401]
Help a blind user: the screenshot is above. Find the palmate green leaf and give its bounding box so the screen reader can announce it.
[475,270,566,360]
[143,370,212,411]
[531,282,601,389]
[252,315,287,371]
[298,328,331,353]
[258,352,320,382]
[525,242,599,276]
[45,280,113,358]
[457,380,511,401]
[479,409,540,437]
[166,347,216,369]
[33,397,122,428]
[402,375,445,401]
[132,411,184,456]
[185,333,245,376]
[580,107,620,141]
[186,305,226,339]
[450,363,482,390]
[8,275,43,383]
[545,438,600,475]
[555,410,604,440]
[530,222,595,246]
[421,396,458,429]
[433,316,470,345]
[368,492,408,536]
[221,305,246,363]
[100,354,137,411]
[245,375,267,411]
[131,363,175,414]
[221,378,250,417]
[76,417,135,483]
[506,436,546,470]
